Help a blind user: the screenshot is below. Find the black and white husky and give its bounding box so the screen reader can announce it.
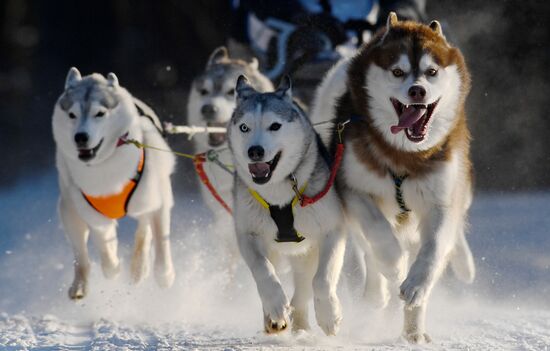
[227,75,346,335]
[52,68,176,299]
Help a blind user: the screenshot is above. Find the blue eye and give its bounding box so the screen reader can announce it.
[239,123,250,133]
[269,123,281,131]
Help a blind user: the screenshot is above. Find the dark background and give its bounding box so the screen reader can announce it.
[1,0,549,192]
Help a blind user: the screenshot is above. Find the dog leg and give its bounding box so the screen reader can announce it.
[289,250,318,331]
[90,224,120,280]
[363,248,390,309]
[449,221,475,284]
[346,192,406,282]
[342,229,367,298]
[237,233,291,334]
[399,206,459,342]
[151,206,175,288]
[313,229,346,336]
[59,197,90,300]
[130,216,152,284]
[403,304,431,343]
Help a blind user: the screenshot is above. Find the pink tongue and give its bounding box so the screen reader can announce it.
[248,162,270,178]
[390,106,427,134]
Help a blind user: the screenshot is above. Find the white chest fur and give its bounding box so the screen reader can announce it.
[237,185,342,256]
[342,142,459,229]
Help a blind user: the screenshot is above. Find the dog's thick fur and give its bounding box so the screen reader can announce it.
[228,76,346,335]
[311,14,475,343]
[187,47,273,220]
[53,68,176,299]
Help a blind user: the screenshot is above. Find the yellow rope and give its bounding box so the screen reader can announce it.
[124,138,196,159]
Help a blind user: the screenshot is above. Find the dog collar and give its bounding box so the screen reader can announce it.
[249,181,308,243]
[82,148,145,219]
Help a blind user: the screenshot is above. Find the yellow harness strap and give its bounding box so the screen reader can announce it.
[82,149,145,219]
[248,182,308,210]
[248,182,308,242]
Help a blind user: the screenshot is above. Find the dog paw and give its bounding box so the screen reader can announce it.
[264,304,292,334]
[403,331,432,344]
[154,265,175,288]
[130,254,150,285]
[68,280,87,300]
[314,294,342,336]
[399,273,430,308]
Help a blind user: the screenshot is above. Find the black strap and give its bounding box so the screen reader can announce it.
[269,203,305,243]
[315,131,332,168]
[124,149,146,213]
[388,169,411,214]
[135,103,166,138]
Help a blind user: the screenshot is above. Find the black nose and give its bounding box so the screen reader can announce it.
[408,85,426,102]
[74,132,89,147]
[201,104,218,120]
[248,145,265,161]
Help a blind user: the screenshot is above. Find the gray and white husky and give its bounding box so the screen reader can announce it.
[52,67,176,299]
[227,75,346,335]
[187,47,272,220]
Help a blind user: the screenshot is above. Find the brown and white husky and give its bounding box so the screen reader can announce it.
[311,13,475,343]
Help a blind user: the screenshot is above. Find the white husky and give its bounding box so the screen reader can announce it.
[52,67,176,299]
[311,14,475,343]
[228,75,346,335]
[187,47,272,221]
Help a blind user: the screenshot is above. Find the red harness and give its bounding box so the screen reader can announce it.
[193,153,233,214]
[194,141,345,214]
[297,142,344,207]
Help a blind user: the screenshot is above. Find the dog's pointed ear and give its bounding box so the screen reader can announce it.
[429,20,445,38]
[65,67,81,90]
[275,75,292,102]
[249,57,259,70]
[107,72,119,87]
[386,12,398,30]
[207,46,229,68]
[236,75,256,101]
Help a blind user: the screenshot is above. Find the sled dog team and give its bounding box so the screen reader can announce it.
[52,14,475,344]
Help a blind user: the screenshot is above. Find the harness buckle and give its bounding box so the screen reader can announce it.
[337,119,349,143]
[289,173,303,204]
[206,149,219,162]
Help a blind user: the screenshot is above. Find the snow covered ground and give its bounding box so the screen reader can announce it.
[0,170,549,350]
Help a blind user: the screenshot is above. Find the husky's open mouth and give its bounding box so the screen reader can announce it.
[78,139,103,162]
[207,121,227,147]
[248,151,281,185]
[390,98,440,143]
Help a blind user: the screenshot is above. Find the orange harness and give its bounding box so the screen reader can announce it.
[82,148,145,219]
